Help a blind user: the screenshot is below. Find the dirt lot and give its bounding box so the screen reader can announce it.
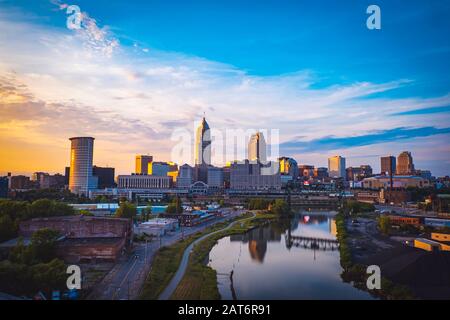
[346,215,450,299]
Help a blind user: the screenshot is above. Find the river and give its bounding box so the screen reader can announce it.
[208,211,374,300]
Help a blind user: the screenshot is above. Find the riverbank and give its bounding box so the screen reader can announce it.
[169,211,276,300]
[341,207,450,299]
[335,207,415,299]
[139,212,258,300]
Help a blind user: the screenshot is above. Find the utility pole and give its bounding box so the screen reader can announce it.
[144,239,147,262]
[180,220,184,240]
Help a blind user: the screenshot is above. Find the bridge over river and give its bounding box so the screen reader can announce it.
[285,234,339,251]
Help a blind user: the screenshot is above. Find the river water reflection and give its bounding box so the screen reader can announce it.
[208,211,374,300]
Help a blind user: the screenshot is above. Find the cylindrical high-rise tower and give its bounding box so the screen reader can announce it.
[69,137,96,195]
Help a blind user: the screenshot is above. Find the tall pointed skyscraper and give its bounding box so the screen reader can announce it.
[195,117,211,166]
[248,132,267,163]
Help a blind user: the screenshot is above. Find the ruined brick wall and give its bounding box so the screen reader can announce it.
[56,238,126,263]
[19,216,132,240]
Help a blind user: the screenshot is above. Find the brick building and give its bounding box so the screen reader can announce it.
[19,216,132,263]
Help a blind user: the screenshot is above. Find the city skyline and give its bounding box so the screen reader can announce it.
[1,1,449,176]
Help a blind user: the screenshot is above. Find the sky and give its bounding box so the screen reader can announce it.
[0,0,449,176]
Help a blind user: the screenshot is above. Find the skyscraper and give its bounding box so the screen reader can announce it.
[230,160,281,190]
[381,156,396,176]
[149,162,169,176]
[279,157,299,179]
[207,166,224,189]
[177,164,193,188]
[195,117,211,166]
[328,156,346,179]
[69,137,97,195]
[135,155,153,174]
[396,151,415,175]
[248,132,267,163]
[93,166,116,188]
[346,165,372,181]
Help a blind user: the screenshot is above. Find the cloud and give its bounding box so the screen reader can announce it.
[0,5,449,175]
[0,75,165,138]
[281,127,450,152]
[50,0,119,57]
[391,105,450,116]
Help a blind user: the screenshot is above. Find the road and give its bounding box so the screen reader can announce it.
[88,209,245,300]
[158,212,255,300]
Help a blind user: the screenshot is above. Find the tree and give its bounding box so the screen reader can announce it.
[0,199,28,221]
[94,195,110,203]
[115,202,137,219]
[378,215,391,235]
[29,199,74,218]
[166,197,182,214]
[29,228,61,263]
[141,206,152,222]
[0,258,67,297]
[247,198,270,210]
[30,258,67,296]
[79,209,93,216]
[0,214,16,242]
[166,203,177,214]
[28,199,55,218]
[271,199,290,216]
[9,237,33,265]
[174,196,183,214]
[344,200,375,215]
[52,201,75,216]
[0,199,74,243]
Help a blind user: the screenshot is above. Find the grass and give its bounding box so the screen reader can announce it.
[139,212,256,300]
[170,211,275,300]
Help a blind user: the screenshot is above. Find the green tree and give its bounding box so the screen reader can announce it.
[0,258,67,297]
[94,195,110,203]
[8,237,33,265]
[11,188,79,202]
[52,201,75,216]
[0,214,16,242]
[166,197,183,214]
[0,260,29,296]
[141,206,152,222]
[29,228,60,263]
[30,258,67,295]
[247,198,270,210]
[378,215,391,235]
[270,199,290,216]
[0,199,29,221]
[29,199,75,218]
[344,200,375,215]
[79,209,93,216]
[174,196,183,214]
[28,199,55,218]
[166,203,177,214]
[115,202,137,219]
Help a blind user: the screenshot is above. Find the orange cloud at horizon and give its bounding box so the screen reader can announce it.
[0,135,158,177]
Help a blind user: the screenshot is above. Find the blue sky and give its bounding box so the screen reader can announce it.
[0,0,449,175]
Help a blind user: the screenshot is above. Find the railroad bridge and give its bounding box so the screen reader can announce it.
[285,234,339,251]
